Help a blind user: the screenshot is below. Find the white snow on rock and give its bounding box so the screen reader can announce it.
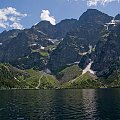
[48,38,55,44]
[79,44,93,55]
[37,30,46,36]
[47,38,59,44]
[79,52,88,55]
[40,46,45,50]
[105,18,120,30]
[88,45,92,54]
[74,61,80,64]
[80,45,84,49]
[61,38,64,40]
[32,43,37,46]
[82,61,95,75]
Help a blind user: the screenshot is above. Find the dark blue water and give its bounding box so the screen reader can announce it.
[0,89,120,120]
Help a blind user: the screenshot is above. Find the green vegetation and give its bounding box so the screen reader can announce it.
[39,51,49,57]
[62,69,120,89]
[0,63,30,89]
[1,63,120,89]
[25,69,59,89]
[31,44,57,57]
[62,72,102,89]
[12,52,45,70]
[0,64,59,89]
[98,70,120,88]
[45,45,58,51]
[32,49,49,57]
[57,65,82,82]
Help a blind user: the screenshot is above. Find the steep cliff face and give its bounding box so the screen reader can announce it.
[91,24,120,77]
[0,24,54,70]
[0,32,31,62]
[47,9,113,73]
[0,29,21,43]
[78,14,120,78]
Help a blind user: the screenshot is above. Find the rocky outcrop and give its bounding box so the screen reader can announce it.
[91,24,120,77]
[47,9,113,73]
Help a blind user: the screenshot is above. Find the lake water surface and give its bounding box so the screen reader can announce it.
[0,89,120,120]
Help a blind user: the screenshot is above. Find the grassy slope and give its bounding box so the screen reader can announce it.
[1,63,120,89]
[62,72,102,89]
[25,69,59,89]
[98,70,120,88]
[0,63,30,89]
[0,64,59,89]
[57,65,82,82]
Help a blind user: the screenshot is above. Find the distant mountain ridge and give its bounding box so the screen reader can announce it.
[33,18,78,39]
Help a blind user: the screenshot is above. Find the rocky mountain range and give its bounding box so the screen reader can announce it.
[0,9,120,89]
[48,9,113,72]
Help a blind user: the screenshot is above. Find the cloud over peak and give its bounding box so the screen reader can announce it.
[86,0,120,6]
[67,0,119,6]
[40,10,56,25]
[0,7,27,29]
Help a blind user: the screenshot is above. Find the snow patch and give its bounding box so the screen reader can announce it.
[40,46,45,50]
[79,45,93,55]
[79,52,88,55]
[105,18,120,30]
[32,43,37,46]
[48,38,59,44]
[48,38,55,44]
[82,61,95,75]
[81,45,84,49]
[74,61,79,64]
[37,30,46,36]
[89,45,92,54]
[29,43,37,46]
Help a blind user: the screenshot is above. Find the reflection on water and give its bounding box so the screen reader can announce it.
[0,89,120,120]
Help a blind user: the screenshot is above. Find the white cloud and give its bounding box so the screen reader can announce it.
[40,10,56,25]
[0,7,27,29]
[0,23,7,28]
[67,0,119,6]
[10,22,23,29]
[9,16,17,22]
[85,0,120,6]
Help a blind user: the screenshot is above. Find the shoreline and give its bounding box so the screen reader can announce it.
[0,87,119,91]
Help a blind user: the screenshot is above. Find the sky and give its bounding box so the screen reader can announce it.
[0,0,120,32]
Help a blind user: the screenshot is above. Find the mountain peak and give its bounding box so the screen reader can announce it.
[114,14,120,20]
[86,9,101,12]
[33,20,53,29]
[85,9,107,15]
[79,9,113,25]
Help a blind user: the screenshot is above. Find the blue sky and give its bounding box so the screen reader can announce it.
[0,0,120,32]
